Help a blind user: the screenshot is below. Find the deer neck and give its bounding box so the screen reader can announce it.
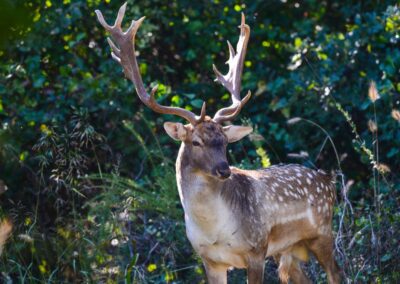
[175,144,266,252]
[175,143,224,212]
[175,143,242,249]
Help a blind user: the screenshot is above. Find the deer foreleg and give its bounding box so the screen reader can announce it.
[247,254,265,284]
[203,261,227,284]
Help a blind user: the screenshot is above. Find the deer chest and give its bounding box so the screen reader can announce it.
[183,193,250,268]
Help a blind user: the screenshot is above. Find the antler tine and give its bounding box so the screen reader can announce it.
[115,3,127,28]
[217,91,251,122]
[96,3,206,125]
[213,13,251,124]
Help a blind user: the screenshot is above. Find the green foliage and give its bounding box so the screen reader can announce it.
[0,0,399,282]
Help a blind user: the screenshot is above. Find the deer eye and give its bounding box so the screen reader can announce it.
[192,141,201,147]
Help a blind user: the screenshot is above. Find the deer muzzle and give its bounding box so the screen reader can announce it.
[213,162,231,179]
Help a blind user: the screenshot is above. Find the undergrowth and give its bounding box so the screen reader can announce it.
[1,88,399,283]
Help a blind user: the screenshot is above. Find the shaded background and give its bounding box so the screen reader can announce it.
[0,0,399,282]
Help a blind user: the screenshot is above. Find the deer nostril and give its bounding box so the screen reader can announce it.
[215,162,231,179]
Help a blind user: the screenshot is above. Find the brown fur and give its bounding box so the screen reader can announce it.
[220,171,254,214]
[173,121,340,284]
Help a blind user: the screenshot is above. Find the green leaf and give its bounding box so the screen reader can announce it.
[387,148,398,158]
[294,37,302,48]
[171,95,180,105]
[190,99,203,108]
[381,254,391,262]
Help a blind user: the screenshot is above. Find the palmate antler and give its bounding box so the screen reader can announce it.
[212,13,251,124]
[96,3,251,125]
[95,3,206,125]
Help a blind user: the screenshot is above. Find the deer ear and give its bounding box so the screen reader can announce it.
[164,122,188,141]
[223,125,253,143]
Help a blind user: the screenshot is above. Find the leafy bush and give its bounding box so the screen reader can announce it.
[0,0,399,282]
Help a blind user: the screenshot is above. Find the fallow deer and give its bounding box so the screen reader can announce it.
[96,4,341,283]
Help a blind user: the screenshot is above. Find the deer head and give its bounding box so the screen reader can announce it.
[95,3,252,180]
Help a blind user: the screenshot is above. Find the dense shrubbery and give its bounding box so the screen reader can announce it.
[0,0,399,282]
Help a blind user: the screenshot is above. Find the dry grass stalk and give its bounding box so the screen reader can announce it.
[392,109,400,122]
[375,163,391,174]
[18,234,34,243]
[368,81,379,102]
[367,120,377,133]
[0,219,12,255]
